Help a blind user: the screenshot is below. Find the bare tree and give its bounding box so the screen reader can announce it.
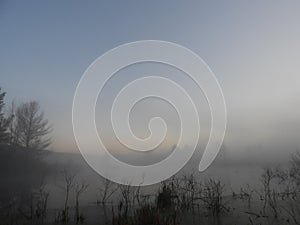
[200,178,228,216]
[260,167,274,216]
[290,151,300,186]
[181,173,197,209]
[14,101,51,150]
[118,183,135,218]
[0,88,10,144]
[98,178,118,205]
[239,184,254,208]
[35,182,50,221]
[58,169,76,224]
[74,180,89,224]
[7,100,17,145]
[281,151,300,224]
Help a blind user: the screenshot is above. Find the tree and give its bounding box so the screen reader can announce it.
[201,178,227,216]
[58,169,76,224]
[290,151,300,185]
[98,178,118,205]
[6,100,17,145]
[0,88,9,144]
[260,167,275,216]
[14,101,51,150]
[74,180,89,224]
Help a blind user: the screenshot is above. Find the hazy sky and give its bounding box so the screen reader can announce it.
[1,1,300,160]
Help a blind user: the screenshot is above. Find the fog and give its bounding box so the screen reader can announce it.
[1,1,300,225]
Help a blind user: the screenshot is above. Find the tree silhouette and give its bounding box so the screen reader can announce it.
[13,101,51,150]
[0,88,9,144]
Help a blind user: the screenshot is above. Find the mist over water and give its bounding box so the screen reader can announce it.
[1,1,300,225]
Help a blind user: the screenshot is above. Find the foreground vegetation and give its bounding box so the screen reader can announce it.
[1,151,300,225]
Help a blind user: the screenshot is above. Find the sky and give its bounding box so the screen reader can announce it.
[1,1,300,161]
